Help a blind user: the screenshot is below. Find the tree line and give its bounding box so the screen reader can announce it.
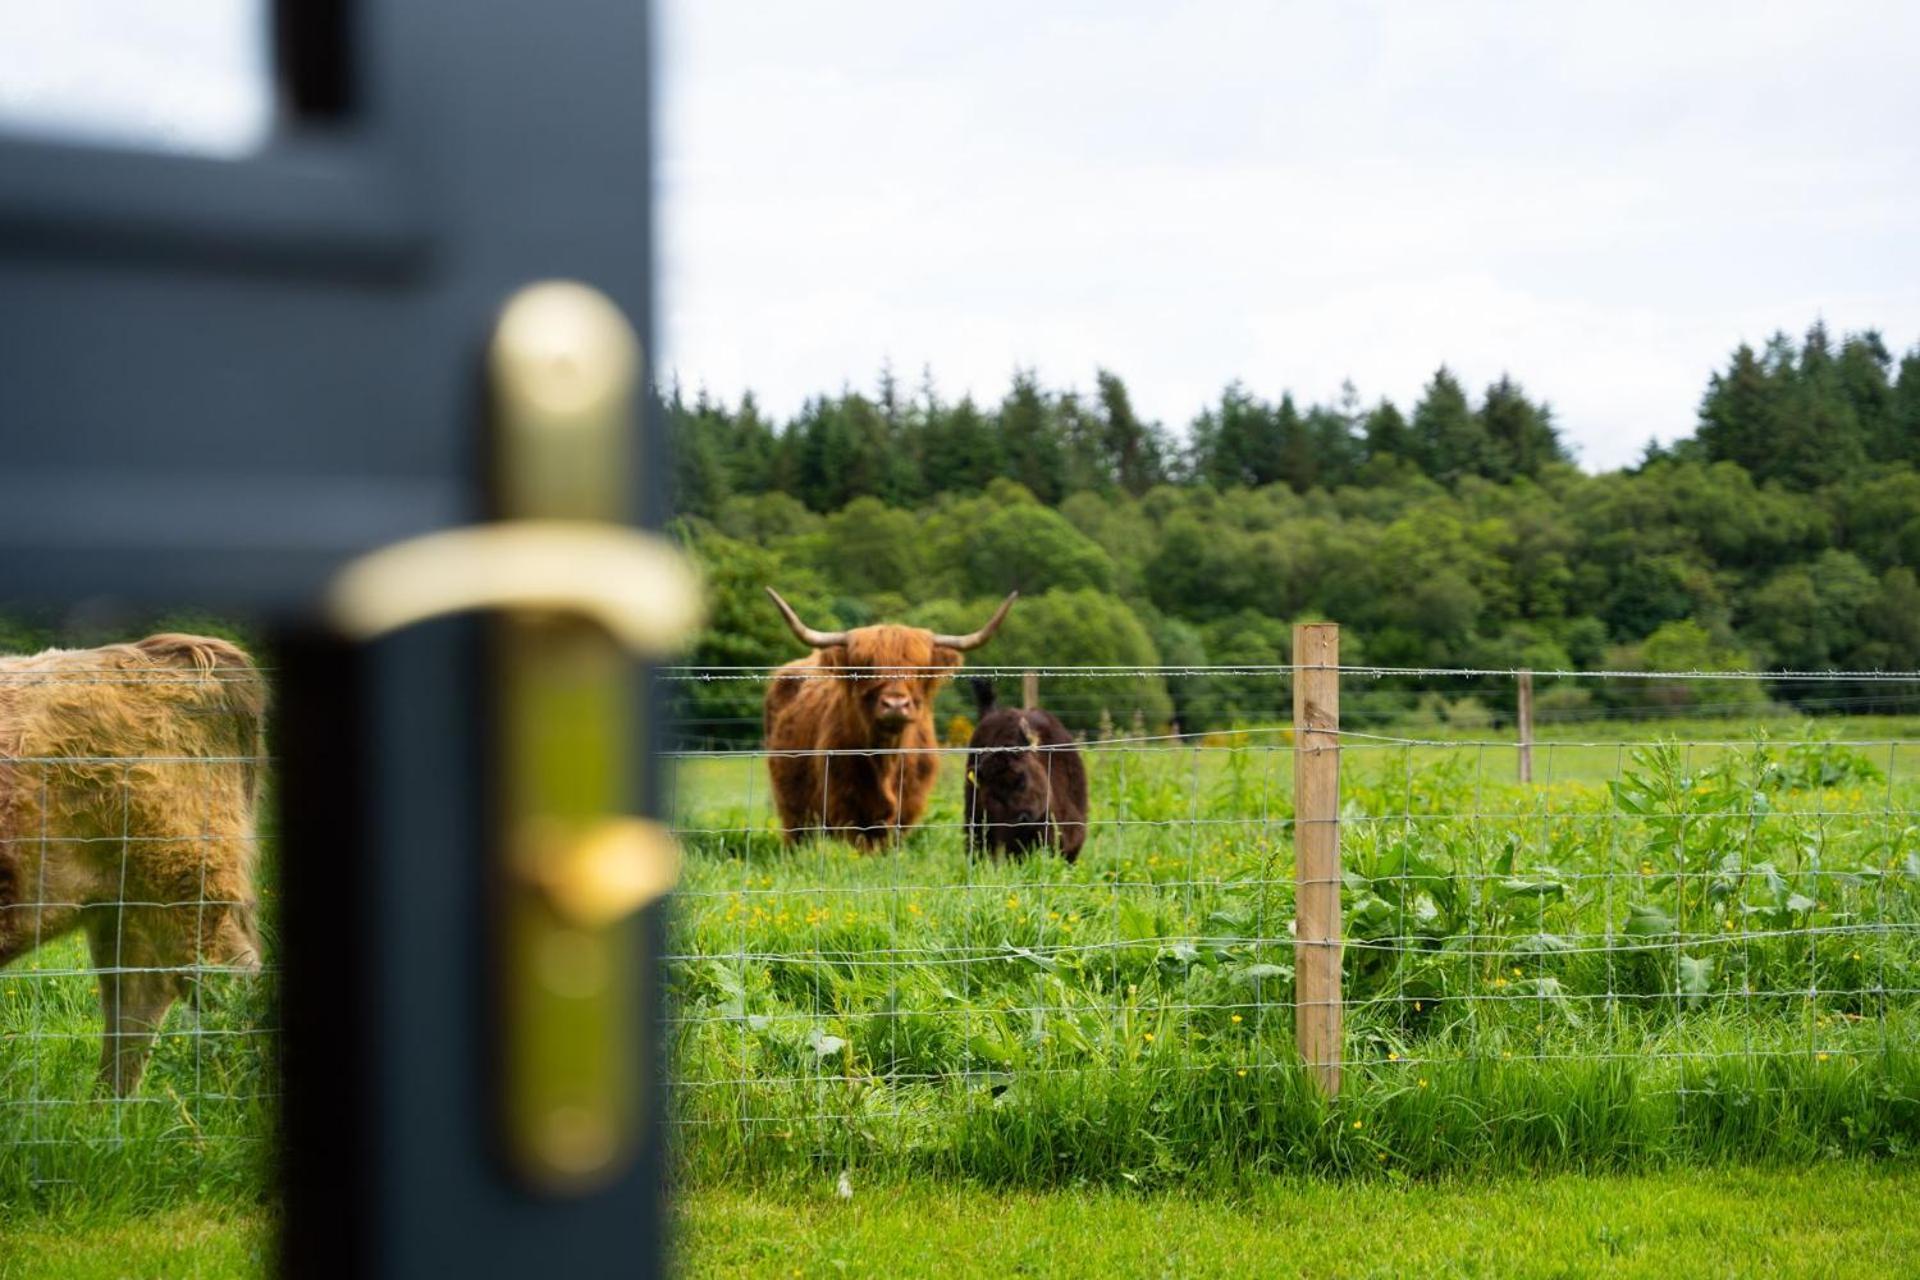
[669,325,1920,738]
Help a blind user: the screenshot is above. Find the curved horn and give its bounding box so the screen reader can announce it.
[765,587,848,648]
[932,591,1018,652]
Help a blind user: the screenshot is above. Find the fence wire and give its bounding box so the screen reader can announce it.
[661,662,1920,1174]
[5,657,1916,1187]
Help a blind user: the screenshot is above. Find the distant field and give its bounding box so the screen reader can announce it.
[668,714,1920,813]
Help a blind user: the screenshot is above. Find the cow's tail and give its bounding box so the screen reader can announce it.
[970,677,998,718]
[134,634,269,810]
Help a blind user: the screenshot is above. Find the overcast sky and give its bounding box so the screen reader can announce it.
[659,2,1920,470]
[4,3,1915,471]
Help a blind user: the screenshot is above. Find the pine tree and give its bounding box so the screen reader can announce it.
[1782,324,1867,487]
[1056,389,1109,495]
[1306,402,1362,489]
[1096,369,1166,495]
[1362,399,1412,462]
[1411,367,1490,483]
[1202,382,1276,488]
[667,386,731,517]
[1836,331,1896,462]
[923,395,1003,494]
[1478,374,1564,480]
[1892,349,1920,466]
[726,391,778,495]
[1697,342,1774,476]
[998,370,1068,502]
[1273,394,1316,491]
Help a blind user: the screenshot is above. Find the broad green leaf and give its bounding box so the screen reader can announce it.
[1118,902,1160,942]
[1678,954,1715,1008]
[1625,903,1676,937]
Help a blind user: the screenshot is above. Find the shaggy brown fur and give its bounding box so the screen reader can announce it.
[764,626,965,848]
[964,680,1088,862]
[0,633,266,1094]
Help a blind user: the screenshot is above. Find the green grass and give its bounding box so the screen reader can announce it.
[1,715,1916,1227]
[3,1165,1916,1279]
[0,1204,272,1280]
[0,932,272,1211]
[668,718,1920,1183]
[676,1165,1920,1279]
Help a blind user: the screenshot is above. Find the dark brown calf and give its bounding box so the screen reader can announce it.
[964,680,1088,862]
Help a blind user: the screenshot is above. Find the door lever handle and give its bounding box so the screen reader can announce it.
[326,518,702,654]
[322,281,701,1194]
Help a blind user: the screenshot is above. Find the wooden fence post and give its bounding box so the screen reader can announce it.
[1022,668,1039,711]
[1292,623,1342,1097]
[1517,669,1534,783]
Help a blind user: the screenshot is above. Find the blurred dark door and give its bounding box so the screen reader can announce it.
[0,3,667,1276]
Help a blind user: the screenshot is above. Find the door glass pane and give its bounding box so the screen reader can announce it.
[0,0,272,157]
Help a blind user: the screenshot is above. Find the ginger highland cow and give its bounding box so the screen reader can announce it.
[762,589,1015,848]
[0,634,266,1094]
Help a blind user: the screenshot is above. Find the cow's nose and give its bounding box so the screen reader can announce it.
[1015,809,1039,825]
[878,694,912,718]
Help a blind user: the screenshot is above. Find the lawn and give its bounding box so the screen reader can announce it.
[5,1165,1918,1278]
[677,1164,1920,1279]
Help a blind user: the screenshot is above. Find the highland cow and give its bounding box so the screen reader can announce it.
[762,589,1016,848]
[0,634,266,1094]
[964,680,1088,862]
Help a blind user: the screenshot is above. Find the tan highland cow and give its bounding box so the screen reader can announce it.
[0,634,266,1094]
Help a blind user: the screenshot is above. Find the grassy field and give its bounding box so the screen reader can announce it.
[678,1165,1920,1279]
[0,714,1916,1274]
[667,717,1920,1183]
[5,1165,1918,1278]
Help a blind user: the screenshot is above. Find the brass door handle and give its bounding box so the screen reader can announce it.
[324,281,700,1194]
[326,519,702,655]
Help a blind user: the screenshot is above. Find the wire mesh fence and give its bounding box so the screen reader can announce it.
[3,644,1917,1193]
[662,654,1920,1180]
[0,650,273,1195]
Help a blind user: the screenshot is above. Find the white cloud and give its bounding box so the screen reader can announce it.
[659,1,1920,470]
